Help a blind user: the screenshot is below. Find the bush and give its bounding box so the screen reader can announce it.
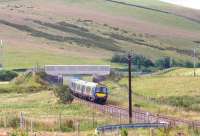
[60,120,75,132]
[10,129,28,136]
[0,70,18,81]
[54,85,74,104]
[121,128,128,136]
[9,117,19,128]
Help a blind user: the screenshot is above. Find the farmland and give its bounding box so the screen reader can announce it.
[1,68,200,135]
[1,0,200,135]
[105,68,200,120]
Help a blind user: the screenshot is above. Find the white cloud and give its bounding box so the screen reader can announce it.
[160,0,200,9]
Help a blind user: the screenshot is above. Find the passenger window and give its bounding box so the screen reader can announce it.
[77,85,80,90]
[82,86,85,92]
[86,87,91,93]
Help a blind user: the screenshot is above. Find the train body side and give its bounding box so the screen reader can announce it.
[68,79,108,104]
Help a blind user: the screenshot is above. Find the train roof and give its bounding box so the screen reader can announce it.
[71,79,97,87]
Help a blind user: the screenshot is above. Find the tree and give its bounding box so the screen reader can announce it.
[155,57,171,69]
[0,70,18,81]
[54,85,74,104]
[184,61,193,68]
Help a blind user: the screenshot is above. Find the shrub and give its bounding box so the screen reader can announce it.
[0,70,18,81]
[60,120,75,132]
[9,117,19,128]
[10,129,28,136]
[54,85,74,104]
[121,128,128,136]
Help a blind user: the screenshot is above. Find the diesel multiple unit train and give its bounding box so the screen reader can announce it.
[68,79,109,104]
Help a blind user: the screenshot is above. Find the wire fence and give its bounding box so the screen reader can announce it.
[0,109,126,135]
[75,98,200,128]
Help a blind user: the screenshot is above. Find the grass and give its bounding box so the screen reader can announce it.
[0,91,86,116]
[0,90,119,131]
[162,68,200,76]
[0,70,200,134]
[104,69,200,120]
[0,73,121,133]
[64,0,200,32]
[119,76,200,98]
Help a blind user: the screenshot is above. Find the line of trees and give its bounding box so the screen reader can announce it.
[0,70,18,81]
[111,53,199,72]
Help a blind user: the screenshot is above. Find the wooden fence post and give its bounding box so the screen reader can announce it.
[77,121,80,136]
[20,112,24,129]
[4,115,7,128]
[59,112,62,131]
[119,110,121,124]
[30,119,33,133]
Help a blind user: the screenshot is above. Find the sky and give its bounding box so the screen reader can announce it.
[160,0,200,9]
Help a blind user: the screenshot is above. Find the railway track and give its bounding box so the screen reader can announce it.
[75,97,200,128]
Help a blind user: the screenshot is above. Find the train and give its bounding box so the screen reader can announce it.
[68,79,109,104]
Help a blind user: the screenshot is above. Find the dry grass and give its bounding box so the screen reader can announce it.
[104,71,200,120]
[162,68,200,77]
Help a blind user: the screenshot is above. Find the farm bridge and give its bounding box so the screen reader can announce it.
[44,65,110,76]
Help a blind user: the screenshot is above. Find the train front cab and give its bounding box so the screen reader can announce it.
[94,86,108,104]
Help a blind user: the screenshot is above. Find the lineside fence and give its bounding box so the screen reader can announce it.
[75,98,200,129]
[0,110,122,135]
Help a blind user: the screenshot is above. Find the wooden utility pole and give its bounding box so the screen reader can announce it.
[193,48,196,77]
[0,40,3,69]
[128,53,132,124]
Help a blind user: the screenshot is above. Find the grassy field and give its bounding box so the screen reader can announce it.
[0,84,198,135]
[162,68,200,76]
[0,90,121,132]
[103,68,200,120]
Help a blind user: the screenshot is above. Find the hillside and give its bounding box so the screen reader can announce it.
[0,0,200,69]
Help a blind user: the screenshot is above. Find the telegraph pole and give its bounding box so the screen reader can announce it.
[128,53,132,124]
[0,40,3,69]
[193,48,196,77]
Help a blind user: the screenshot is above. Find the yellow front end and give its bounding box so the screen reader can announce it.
[96,92,106,98]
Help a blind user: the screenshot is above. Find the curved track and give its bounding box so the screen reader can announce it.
[75,97,200,127]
